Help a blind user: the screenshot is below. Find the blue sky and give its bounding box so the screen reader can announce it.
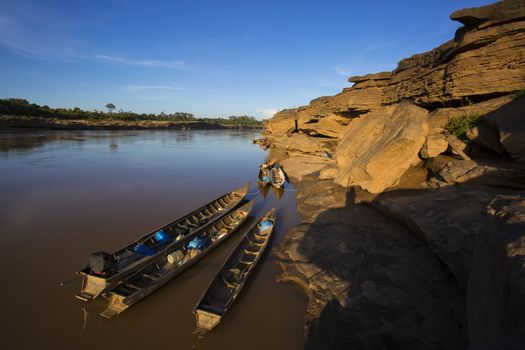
[0,0,496,119]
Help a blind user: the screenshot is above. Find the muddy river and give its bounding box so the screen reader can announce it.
[0,129,305,349]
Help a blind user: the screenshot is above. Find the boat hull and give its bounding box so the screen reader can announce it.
[194,209,275,331]
[75,182,251,301]
[99,201,255,318]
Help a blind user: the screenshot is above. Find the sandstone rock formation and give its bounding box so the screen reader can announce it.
[483,96,525,162]
[371,186,496,290]
[274,180,467,349]
[280,155,335,182]
[384,0,525,106]
[427,95,512,130]
[467,194,525,349]
[433,159,493,185]
[334,102,428,193]
[270,134,336,155]
[420,133,449,159]
[263,2,525,348]
[263,0,525,193]
[263,108,297,136]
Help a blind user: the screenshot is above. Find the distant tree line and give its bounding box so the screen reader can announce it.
[0,98,262,127]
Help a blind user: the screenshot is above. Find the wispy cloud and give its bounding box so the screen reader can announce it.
[0,14,193,71]
[94,55,189,70]
[124,85,186,91]
[333,65,350,77]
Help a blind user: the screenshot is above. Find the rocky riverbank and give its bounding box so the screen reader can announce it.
[0,115,262,130]
[265,1,525,348]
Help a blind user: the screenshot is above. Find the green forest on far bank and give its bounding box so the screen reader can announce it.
[0,98,263,127]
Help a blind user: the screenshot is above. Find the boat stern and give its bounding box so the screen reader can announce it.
[99,293,129,318]
[195,309,222,331]
[75,274,108,301]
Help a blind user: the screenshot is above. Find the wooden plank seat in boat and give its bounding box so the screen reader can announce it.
[221,268,246,289]
[243,247,258,254]
[247,237,265,246]
[238,256,256,265]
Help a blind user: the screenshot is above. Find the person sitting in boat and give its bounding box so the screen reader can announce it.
[259,164,271,183]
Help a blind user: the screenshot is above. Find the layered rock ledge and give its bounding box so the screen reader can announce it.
[264,1,525,349]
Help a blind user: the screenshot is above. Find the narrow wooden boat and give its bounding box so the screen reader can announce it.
[194,208,275,331]
[99,201,255,318]
[75,182,251,302]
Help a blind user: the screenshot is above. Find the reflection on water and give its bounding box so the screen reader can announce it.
[0,129,305,350]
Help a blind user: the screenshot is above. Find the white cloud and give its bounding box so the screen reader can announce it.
[94,54,188,70]
[261,108,278,119]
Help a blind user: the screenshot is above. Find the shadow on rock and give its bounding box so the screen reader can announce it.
[274,168,525,349]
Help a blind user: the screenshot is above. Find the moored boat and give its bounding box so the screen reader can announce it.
[75,182,251,301]
[99,200,255,318]
[270,164,285,189]
[194,208,275,331]
[258,159,285,189]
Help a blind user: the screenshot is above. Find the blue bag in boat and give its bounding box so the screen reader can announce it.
[134,243,156,256]
[154,229,169,243]
[260,219,273,230]
[262,176,271,183]
[188,236,207,250]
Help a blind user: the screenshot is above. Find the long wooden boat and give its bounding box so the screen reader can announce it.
[75,182,251,301]
[99,200,255,318]
[194,208,275,331]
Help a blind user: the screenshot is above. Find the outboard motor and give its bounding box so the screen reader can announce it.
[86,251,117,276]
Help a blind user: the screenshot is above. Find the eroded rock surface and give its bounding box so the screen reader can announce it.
[467,193,525,349]
[484,96,525,162]
[334,102,428,193]
[274,179,467,349]
[281,155,335,182]
[371,186,497,291]
[264,2,525,347]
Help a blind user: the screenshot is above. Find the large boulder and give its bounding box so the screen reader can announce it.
[280,155,335,182]
[467,193,525,349]
[420,133,449,159]
[484,95,525,162]
[334,102,429,193]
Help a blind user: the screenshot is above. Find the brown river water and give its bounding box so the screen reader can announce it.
[0,130,306,349]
